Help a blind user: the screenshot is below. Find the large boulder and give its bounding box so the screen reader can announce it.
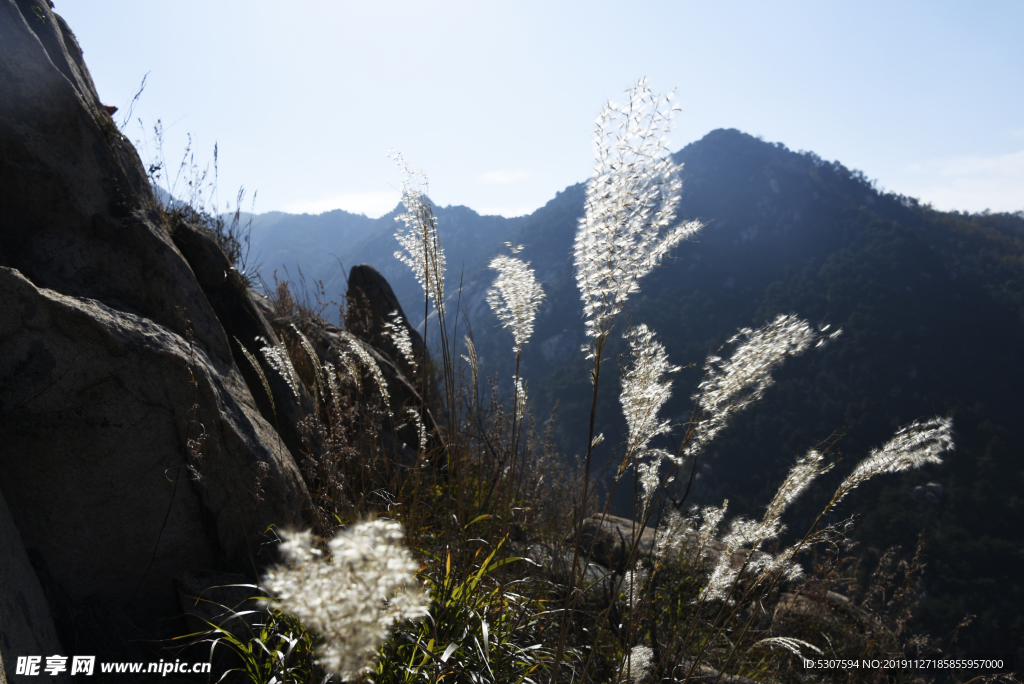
[169,219,318,462]
[573,514,657,573]
[272,313,438,461]
[0,0,310,657]
[346,264,432,388]
[573,513,774,576]
[0,488,69,684]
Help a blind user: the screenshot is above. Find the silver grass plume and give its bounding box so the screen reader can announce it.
[702,515,782,602]
[656,501,726,563]
[486,244,545,355]
[383,310,418,371]
[260,522,429,681]
[514,377,528,421]
[622,645,653,683]
[833,417,953,505]
[705,449,831,597]
[323,361,342,417]
[236,337,276,418]
[619,325,679,504]
[684,315,838,463]
[696,501,728,561]
[461,335,479,403]
[701,421,951,602]
[701,448,846,601]
[291,324,324,404]
[764,449,832,525]
[257,335,300,400]
[574,78,703,345]
[636,460,663,512]
[620,565,648,612]
[751,637,823,659]
[762,420,950,579]
[404,406,428,452]
[655,508,692,561]
[336,350,361,393]
[391,152,446,318]
[340,331,391,414]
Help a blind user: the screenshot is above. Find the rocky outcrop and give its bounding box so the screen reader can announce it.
[0,488,69,683]
[272,313,439,462]
[573,514,657,573]
[346,264,431,386]
[515,541,615,599]
[169,219,318,462]
[0,0,310,659]
[573,513,780,577]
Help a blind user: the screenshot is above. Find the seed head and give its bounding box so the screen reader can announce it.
[391,152,446,317]
[261,521,429,681]
[486,247,545,356]
[620,324,679,461]
[685,315,817,462]
[383,310,418,371]
[574,78,703,343]
[622,645,653,683]
[834,417,953,505]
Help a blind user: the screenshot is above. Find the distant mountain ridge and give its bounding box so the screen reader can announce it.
[244,201,529,323]
[246,129,1024,662]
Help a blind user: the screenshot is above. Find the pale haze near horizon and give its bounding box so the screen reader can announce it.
[57,1,1023,219]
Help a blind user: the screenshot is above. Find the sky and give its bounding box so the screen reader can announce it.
[57,1,1023,219]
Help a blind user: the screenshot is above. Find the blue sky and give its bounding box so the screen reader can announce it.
[58,1,1023,218]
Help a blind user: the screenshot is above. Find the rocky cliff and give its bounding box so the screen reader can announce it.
[0,2,425,674]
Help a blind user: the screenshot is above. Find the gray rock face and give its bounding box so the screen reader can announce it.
[0,488,69,683]
[170,219,318,462]
[0,0,310,656]
[573,514,657,573]
[272,313,438,459]
[572,513,772,579]
[346,264,430,384]
[515,542,614,599]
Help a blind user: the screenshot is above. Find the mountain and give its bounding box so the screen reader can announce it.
[245,205,529,324]
[249,129,1024,663]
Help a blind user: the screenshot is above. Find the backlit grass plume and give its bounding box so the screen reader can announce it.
[573,78,703,345]
[260,521,428,682]
[341,331,391,414]
[390,152,458,441]
[620,324,678,462]
[486,243,545,356]
[383,310,417,372]
[622,645,653,683]
[684,315,840,463]
[391,152,446,318]
[554,79,703,676]
[699,420,952,603]
[487,243,545,471]
[257,335,300,400]
[833,416,953,506]
[619,324,680,507]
